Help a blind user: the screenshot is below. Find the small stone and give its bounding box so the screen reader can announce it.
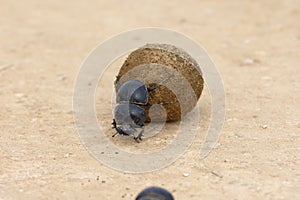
[183,172,189,177]
[64,153,72,158]
[15,93,25,98]
[243,58,254,65]
[234,132,244,137]
[59,75,67,81]
[211,171,223,178]
[262,125,268,129]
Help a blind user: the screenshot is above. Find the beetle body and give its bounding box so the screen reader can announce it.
[116,80,148,105]
[112,74,174,141]
[114,104,146,129]
[135,186,174,200]
[112,79,148,141]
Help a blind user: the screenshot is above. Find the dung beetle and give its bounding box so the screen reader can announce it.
[112,74,173,142]
[135,186,174,200]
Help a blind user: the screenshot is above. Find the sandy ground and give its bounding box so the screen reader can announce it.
[1,0,300,199]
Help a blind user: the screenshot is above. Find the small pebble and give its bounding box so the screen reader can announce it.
[234,132,244,137]
[15,93,25,98]
[59,75,67,81]
[211,171,223,178]
[183,172,189,177]
[262,125,268,129]
[64,153,71,158]
[243,58,254,65]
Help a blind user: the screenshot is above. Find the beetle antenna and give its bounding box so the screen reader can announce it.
[148,73,175,92]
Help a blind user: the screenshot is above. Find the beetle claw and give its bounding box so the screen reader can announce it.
[112,119,117,129]
[112,133,118,137]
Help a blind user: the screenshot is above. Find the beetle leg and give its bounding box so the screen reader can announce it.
[145,102,152,108]
[112,119,119,137]
[147,73,174,92]
[112,119,117,129]
[134,128,144,142]
[112,132,118,137]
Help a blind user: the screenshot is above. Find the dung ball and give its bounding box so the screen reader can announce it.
[116,43,204,122]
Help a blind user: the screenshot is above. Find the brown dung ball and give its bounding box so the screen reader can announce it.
[116,43,204,122]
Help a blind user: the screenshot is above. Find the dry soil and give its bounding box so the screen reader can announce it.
[0,1,299,199]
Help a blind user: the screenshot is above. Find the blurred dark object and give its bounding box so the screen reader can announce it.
[135,186,174,200]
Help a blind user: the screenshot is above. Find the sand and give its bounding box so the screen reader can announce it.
[0,0,299,199]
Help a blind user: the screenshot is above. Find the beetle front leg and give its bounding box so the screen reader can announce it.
[112,119,117,129]
[134,128,144,142]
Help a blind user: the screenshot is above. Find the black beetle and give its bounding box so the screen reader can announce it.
[135,186,174,200]
[112,74,173,141]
